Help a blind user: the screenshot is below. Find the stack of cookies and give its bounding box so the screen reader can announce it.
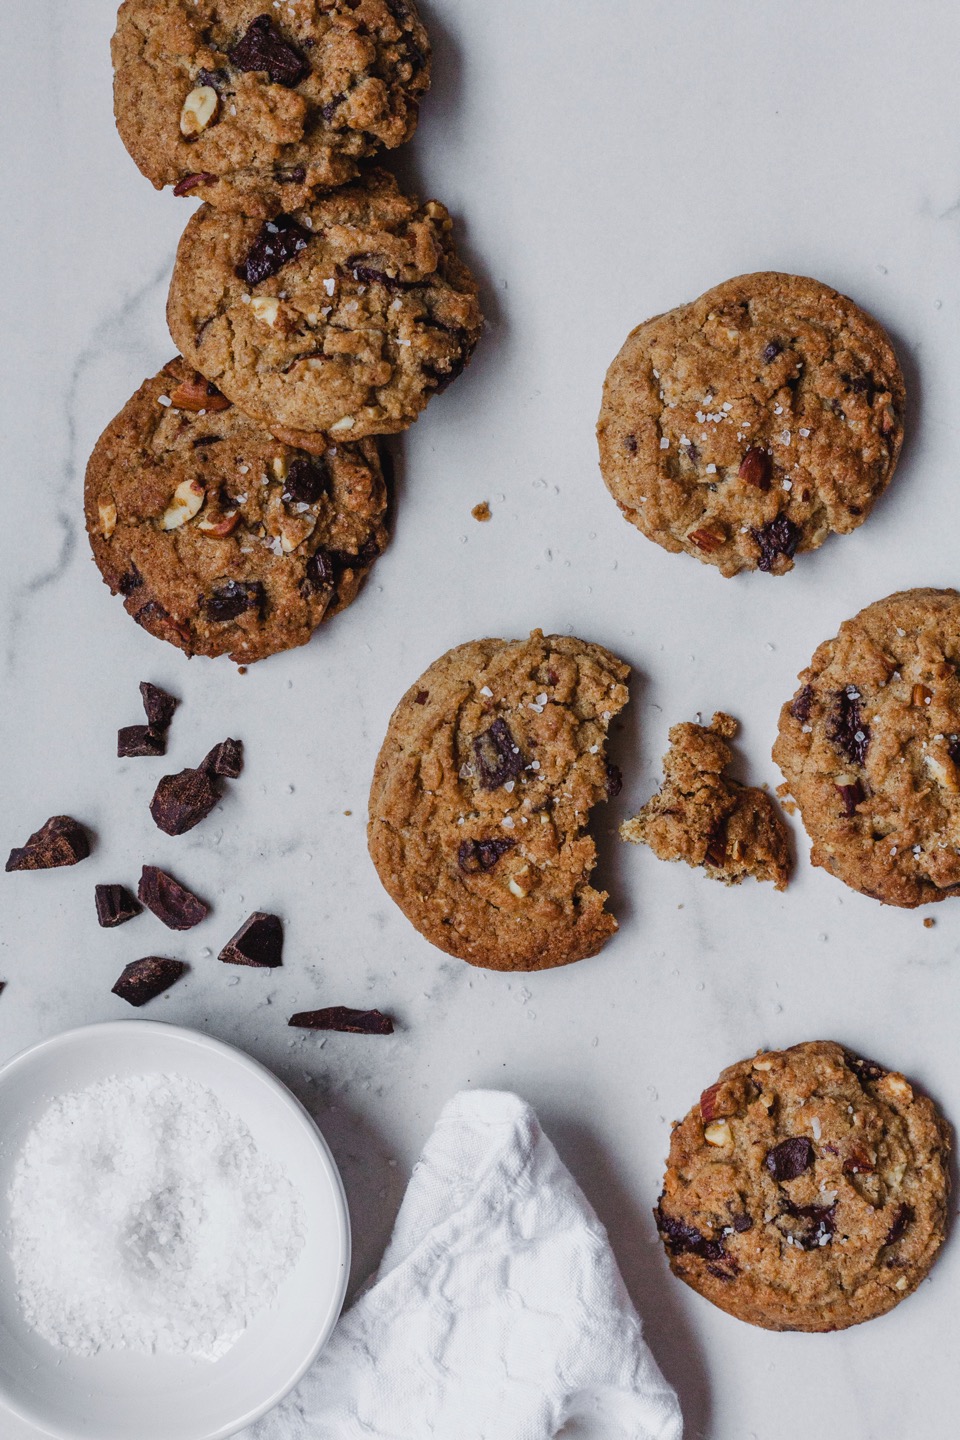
[87,0,483,663]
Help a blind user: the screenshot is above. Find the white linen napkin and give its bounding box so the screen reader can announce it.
[249,1089,683,1440]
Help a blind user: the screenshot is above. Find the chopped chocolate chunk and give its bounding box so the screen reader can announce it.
[844,1050,886,1084]
[738,446,772,489]
[624,433,637,453]
[836,778,865,816]
[6,816,90,872]
[219,911,283,967]
[778,1199,836,1250]
[138,865,209,930]
[753,515,800,571]
[95,883,142,928]
[761,340,783,363]
[828,690,870,767]
[884,1203,914,1246]
[765,1135,815,1182]
[473,717,524,790]
[303,547,336,593]
[791,684,814,725]
[228,15,309,86]
[731,1213,754,1233]
[172,172,215,196]
[140,682,178,730]
[117,724,166,758]
[289,1006,394,1034]
[457,837,516,873]
[842,372,877,402]
[150,766,220,835]
[203,737,244,779]
[204,579,266,622]
[349,261,408,292]
[655,1203,727,1262]
[282,456,328,505]
[605,761,623,799]
[112,956,186,1007]
[236,213,311,285]
[414,689,429,704]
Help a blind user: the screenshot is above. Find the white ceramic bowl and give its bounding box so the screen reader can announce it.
[0,1021,350,1440]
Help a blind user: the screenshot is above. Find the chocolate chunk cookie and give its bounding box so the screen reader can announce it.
[621,712,790,889]
[774,588,960,906]
[368,631,630,971]
[112,0,430,215]
[167,169,483,442]
[85,358,388,663]
[656,1041,950,1331]
[597,273,904,576]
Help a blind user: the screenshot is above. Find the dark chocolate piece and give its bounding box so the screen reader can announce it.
[149,767,220,835]
[753,515,801,572]
[765,1136,815,1182]
[282,457,328,505]
[204,579,265,622]
[95,883,142,928]
[228,15,310,87]
[6,816,90,872]
[112,956,186,1007]
[236,215,311,286]
[828,689,871,767]
[472,717,524,790]
[138,865,209,930]
[457,837,515,873]
[219,911,283,967]
[118,724,166,758]
[140,683,178,730]
[289,1007,394,1034]
[203,738,244,779]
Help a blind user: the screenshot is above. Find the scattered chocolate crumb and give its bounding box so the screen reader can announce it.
[219,911,283,968]
[149,766,221,836]
[138,865,209,930]
[289,1007,394,1034]
[203,738,244,779]
[471,501,491,522]
[6,816,90,872]
[112,956,186,1007]
[95,883,142,928]
[118,724,166,758]
[140,683,178,731]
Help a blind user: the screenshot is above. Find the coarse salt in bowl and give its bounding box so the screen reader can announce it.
[0,1021,350,1440]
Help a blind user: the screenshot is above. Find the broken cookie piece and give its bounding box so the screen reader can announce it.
[621,712,790,890]
[6,816,91,872]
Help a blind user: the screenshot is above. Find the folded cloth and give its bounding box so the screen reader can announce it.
[248,1089,682,1440]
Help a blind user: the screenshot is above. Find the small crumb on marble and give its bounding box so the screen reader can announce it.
[471,501,491,522]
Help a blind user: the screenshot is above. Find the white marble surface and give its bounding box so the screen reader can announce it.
[2,1,960,1436]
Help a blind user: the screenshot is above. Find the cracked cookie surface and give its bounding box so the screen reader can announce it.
[85,358,388,664]
[657,1041,950,1332]
[621,712,790,889]
[597,272,904,576]
[774,588,960,906]
[167,169,483,441]
[367,631,629,971]
[112,0,430,215]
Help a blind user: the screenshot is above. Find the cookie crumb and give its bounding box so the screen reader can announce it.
[471,501,492,522]
[621,712,791,889]
[923,917,935,929]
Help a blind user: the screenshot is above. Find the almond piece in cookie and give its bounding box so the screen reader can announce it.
[368,630,630,972]
[621,711,790,889]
